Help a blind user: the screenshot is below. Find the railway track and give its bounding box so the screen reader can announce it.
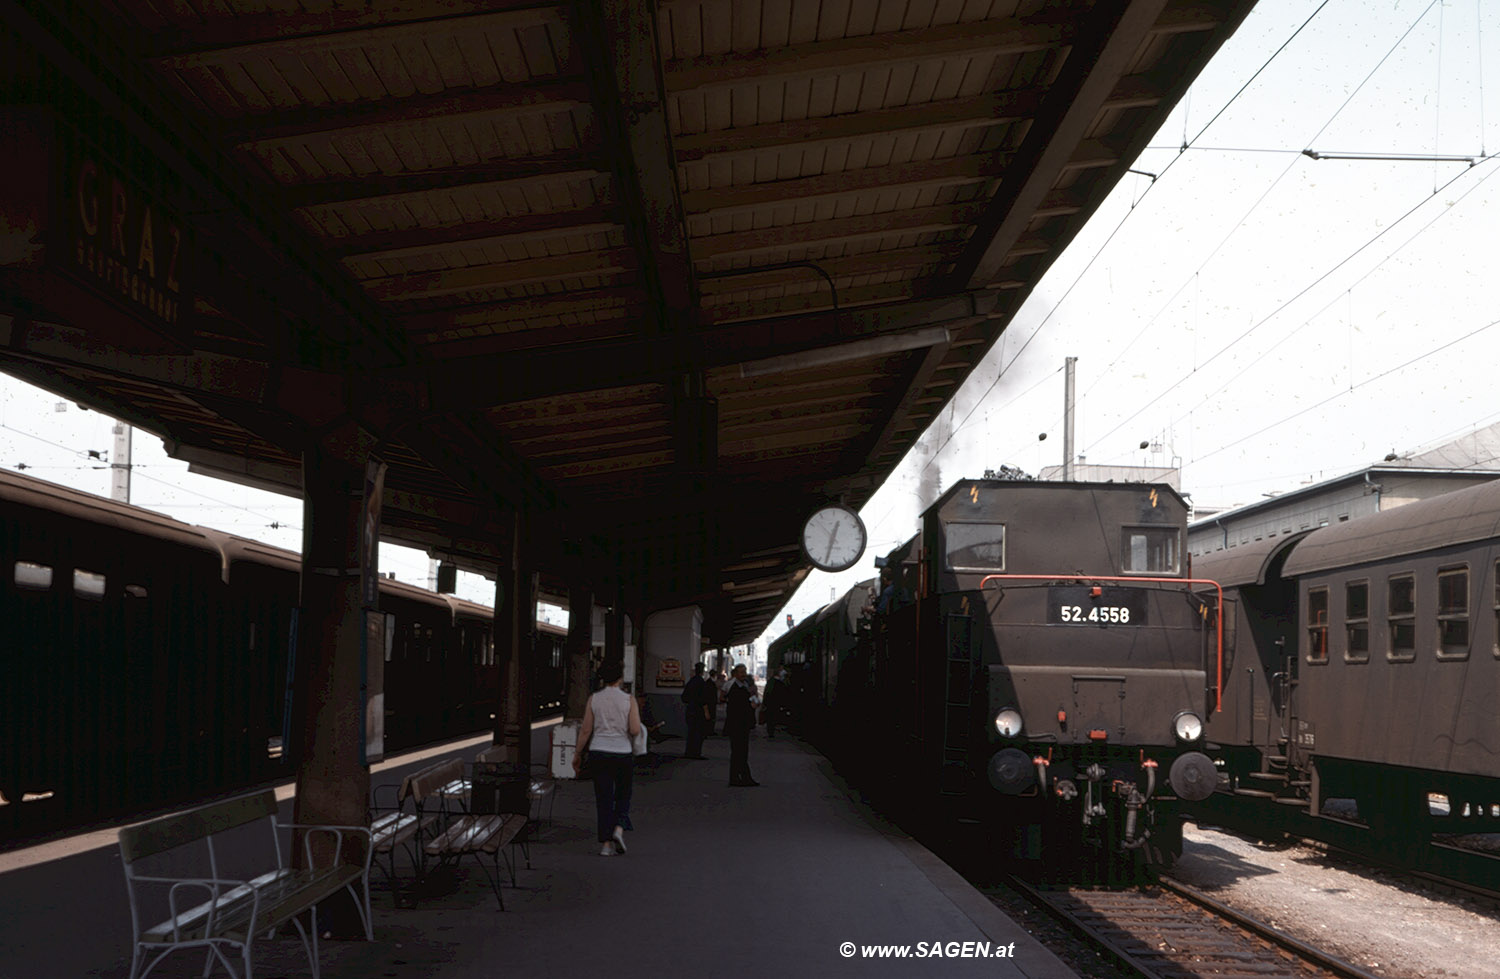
[1007,874,1382,979]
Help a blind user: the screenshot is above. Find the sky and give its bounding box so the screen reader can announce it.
[3,0,1498,647]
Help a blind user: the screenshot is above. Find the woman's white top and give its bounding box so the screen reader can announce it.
[589,685,633,754]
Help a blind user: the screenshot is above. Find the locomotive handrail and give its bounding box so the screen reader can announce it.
[977,573,1225,713]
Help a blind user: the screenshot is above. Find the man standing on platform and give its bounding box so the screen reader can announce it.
[723,664,760,787]
[680,663,712,759]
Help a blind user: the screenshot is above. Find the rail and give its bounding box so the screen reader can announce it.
[1008,874,1381,979]
[978,573,1225,712]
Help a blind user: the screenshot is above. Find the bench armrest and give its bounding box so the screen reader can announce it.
[277,822,374,873]
[164,877,257,941]
[370,781,409,815]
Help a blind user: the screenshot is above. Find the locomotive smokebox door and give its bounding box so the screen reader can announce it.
[1071,676,1125,742]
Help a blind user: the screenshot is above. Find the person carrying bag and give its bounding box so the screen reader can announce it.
[571,661,641,856]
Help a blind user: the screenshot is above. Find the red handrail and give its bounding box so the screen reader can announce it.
[977,573,1225,713]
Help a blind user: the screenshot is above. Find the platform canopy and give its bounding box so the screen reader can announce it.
[0,0,1254,645]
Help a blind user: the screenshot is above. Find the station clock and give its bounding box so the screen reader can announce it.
[800,504,867,573]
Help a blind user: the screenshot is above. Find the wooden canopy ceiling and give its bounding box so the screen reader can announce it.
[0,0,1254,645]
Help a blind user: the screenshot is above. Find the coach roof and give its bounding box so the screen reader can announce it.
[1282,478,1500,577]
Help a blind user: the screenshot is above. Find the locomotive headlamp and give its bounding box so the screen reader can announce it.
[994,708,1024,738]
[1173,711,1204,743]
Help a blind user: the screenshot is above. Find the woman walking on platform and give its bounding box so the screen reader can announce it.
[572,660,642,855]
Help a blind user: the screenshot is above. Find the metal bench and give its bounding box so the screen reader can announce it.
[118,788,372,979]
[368,764,444,907]
[410,759,529,910]
[473,745,557,829]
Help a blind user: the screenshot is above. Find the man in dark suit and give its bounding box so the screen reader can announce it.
[680,663,712,759]
[723,664,760,787]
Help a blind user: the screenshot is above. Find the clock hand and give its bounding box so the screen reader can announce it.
[823,521,841,563]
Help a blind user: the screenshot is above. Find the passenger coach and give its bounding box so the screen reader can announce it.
[0,469,563,845]
[1200,478,1500,852]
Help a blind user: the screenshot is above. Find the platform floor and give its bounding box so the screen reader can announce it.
[0,729,1077,979]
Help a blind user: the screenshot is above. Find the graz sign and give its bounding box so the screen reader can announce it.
[68,153,186,329]
[0,108,191,347]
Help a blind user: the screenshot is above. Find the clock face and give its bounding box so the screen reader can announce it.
[801,505,867,572]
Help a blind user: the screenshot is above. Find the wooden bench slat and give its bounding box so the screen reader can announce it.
[370,811,434,853]
[425,815,499,855]
[424,814,527,856]
[141,868,294,943]
[407,759,465,801]
[139,864,361,944]
[213,865,364,943]
[119,790,279,864]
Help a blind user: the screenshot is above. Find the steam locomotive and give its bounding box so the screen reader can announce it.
[774,478,1223,868]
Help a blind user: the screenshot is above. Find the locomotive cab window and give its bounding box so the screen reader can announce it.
[1388,574,1416,662]
[1307,587,1329,663]
[1437,567,1469,659]
[1121,527,1180,574]
[1345,580,1369,663]
[944,522,1005,571]
[14,561,53,590]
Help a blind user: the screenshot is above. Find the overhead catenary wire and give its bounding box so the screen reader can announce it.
[1188,315,1500,469]
[1080,0,1446,416]
[1151,156,1500,445]
[1084,149,1500,465]
[1079,0,1464,461]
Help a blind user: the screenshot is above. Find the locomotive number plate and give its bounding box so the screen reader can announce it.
[1046,586,1148,626]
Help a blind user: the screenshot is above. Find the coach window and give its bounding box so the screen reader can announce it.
[945,522,1005,571]
[1493,560,1499,658]
[14,561,53,590]
[1344,580,1369,662]
[1437,567,1469,659]
[1307,587,1329,662]
[1388,574,1416,662]
[1122,527,1180,574]
[73,569,106,600]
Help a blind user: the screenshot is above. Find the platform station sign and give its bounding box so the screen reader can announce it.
[0,108,191,350]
